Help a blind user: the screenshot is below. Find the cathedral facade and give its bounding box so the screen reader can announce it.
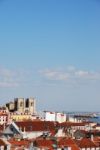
[6,98,36,114]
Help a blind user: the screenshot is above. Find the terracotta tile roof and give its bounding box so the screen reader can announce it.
[93,137,100,142]
[33,137,80,150]
[33,138,54,149]
[50,130,56,136]
[15,121,58,132]
[58,138,80,150]
[74,139,81,146]
[78,138,97,148]
[58,138,75,145]
[71,144,80,150]
[60,122,88,127]
[8,139,30,147]
[34,138,53,146]
[93,137,100,146]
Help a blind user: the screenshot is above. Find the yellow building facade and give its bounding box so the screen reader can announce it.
[11,114,33,122]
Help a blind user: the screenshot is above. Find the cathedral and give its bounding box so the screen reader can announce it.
[6,98,36,114]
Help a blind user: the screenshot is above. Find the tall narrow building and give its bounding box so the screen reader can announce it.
[14,98,25,113]
[25,98,35,114]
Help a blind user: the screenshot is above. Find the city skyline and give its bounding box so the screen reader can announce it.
[0,0,100,111]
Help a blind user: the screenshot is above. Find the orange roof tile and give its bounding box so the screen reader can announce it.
[79,138,97,148]
[15,121,59,132]
[60,122,89,127]
[8,139,30,147]
[58,138,80,150]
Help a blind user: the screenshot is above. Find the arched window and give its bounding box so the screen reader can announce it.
[20,102,23,107]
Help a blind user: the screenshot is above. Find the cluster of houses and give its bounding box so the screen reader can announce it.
[0,98,100,149]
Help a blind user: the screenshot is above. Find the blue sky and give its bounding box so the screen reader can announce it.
[0,0,100,111]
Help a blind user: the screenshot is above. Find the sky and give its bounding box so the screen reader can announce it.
[0,0,100,112]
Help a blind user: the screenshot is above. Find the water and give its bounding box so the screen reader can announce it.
[65,112,100,124]
[89,117,100,124]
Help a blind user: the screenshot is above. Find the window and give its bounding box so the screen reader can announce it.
[20,102,23,107]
